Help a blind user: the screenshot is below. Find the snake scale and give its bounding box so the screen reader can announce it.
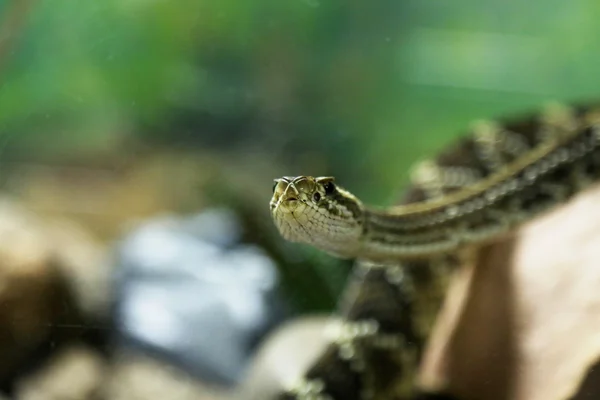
[269,102,600,400]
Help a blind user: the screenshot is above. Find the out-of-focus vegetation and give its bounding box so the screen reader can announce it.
[1,0,600,312]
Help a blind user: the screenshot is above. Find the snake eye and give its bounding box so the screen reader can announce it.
[272,182,278,193]
[313,192,321,202]
[323,181,335,194]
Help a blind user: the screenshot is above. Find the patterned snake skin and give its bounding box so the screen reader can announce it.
[276,102,600,400]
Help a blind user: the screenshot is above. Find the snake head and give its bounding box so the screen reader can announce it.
[270,176,364,258]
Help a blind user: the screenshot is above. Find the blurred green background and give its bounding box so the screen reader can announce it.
[1,0,600,312]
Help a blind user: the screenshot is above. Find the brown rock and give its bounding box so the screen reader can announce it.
[15,346,105,400]
[419,183,600,400]
[0,199,64,382]
[0,199,108,386]
[102,351,229,400]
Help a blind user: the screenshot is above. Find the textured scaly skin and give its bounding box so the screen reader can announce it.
[270,102,600,400]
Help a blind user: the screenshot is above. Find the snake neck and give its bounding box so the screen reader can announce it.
[359,123,600,261]
[359,209,461,261]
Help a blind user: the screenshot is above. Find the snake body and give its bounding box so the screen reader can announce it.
[269,102,600,399]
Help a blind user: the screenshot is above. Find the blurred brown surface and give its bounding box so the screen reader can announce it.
[101,352,229,400]
[419,183,600,400]
[3,152,212,241]
[0,199,92,385]
[14,345,235,400]
[15,346,104,400]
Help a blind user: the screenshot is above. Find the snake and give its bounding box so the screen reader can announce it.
[269,102,600,400]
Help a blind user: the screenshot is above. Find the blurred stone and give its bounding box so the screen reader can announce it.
[419,183,600,400]
[114,208,285,387]
[15,346,105,400]
[102,351,229,400]
[234,316,331,400]
[0,199,65,383]
[0,198,109,387]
